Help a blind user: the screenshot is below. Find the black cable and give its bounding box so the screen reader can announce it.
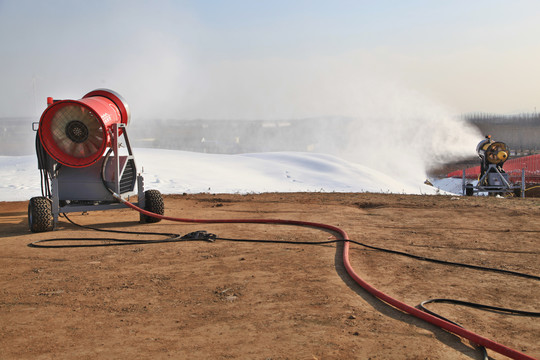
[354,240,540,281]
[216,237,540,281]
[35,132,46,197]
[35,131,52,198]
[418,299,540,360]
[29,214,540,281]
[29,237,180,248]
[419,298,540,318]
[418,299,491,360]
[63,213,179,238]
[28,213,188,248]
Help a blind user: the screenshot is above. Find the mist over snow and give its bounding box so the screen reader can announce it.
[0,148,458,202]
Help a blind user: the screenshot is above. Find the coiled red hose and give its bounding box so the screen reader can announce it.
[116,195,535,360]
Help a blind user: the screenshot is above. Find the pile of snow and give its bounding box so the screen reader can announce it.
[0,148,453,202]
[430,177,466,195]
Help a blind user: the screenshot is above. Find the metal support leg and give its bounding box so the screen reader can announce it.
[137,175,145,223]
[462,169,466,195]
[521,168,526,198]
[51,177,60,229]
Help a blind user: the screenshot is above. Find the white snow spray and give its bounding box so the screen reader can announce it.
[164,56,482,186]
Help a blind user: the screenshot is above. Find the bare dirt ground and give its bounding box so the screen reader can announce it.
[1,193,539,359]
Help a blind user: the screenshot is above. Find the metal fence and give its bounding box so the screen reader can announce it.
[447,154,540,184]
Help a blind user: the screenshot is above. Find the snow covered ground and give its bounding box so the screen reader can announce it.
[0,148,460,202]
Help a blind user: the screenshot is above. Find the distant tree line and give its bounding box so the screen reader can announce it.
[464,112,540,125]
[463,113,539,155]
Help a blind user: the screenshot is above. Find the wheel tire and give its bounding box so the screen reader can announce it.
[465,184,474,196]
[28,197,54,232]
[513,188,522,198]
[142,190,164,223]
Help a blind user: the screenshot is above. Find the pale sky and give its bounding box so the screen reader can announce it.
[1,0,539,119]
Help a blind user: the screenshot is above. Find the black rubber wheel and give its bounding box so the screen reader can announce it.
[28,197,54,232]
[465,184,474,196]
[513,188,522,198]
[141,189,164,223]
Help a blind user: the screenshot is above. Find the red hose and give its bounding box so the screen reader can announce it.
[118,196,535,360]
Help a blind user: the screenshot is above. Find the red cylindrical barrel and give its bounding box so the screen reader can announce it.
[38,89,130,168]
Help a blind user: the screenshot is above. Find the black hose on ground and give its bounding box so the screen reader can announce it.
[30,214,540,283]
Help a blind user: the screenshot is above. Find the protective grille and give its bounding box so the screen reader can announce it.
[120,159,136,193]
[50,104,104,158]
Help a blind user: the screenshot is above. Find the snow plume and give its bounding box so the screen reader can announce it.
[338,89,481,185]
[173,54,481,184]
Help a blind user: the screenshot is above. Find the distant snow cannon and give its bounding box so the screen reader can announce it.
[476,136,509,168]
[464,135,522,197]
[28,89,164,232]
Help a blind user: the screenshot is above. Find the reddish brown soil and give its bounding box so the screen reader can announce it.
[1,193,539,359]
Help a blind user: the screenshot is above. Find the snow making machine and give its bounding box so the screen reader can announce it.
[464,135,523,197]
[28,89,164,232]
